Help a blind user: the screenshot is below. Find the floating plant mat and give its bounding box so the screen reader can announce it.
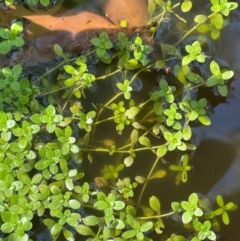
[0,0,240,241]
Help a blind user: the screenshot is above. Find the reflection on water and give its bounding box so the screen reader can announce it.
[111,71,143,93]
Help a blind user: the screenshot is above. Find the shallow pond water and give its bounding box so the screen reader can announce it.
[1,0,240,240]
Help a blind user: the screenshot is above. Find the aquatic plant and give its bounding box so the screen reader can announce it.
[0,21,24,55]
[0,0,239,240]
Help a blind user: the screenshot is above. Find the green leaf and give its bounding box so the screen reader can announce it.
[12,64,22,77]
[94,200,108,210]
[63,229,74,241]
[194,207,203,217]
[122,230,137,239]
[10,81,20,91]
[83,216,100,226]
[125,107,140,119]
[76,225,95,236]
[11,21,23,32]
[69,200,81,209]
[206,77,218,86]
[155,60,166,70]
[90,38,100,47]
[140,222,153,232]
[149,196,160,213]
[13,37,24,47]
[194,15,208,24]
[114,201,125,210]
[130,129,138,147]
[124,156,134,167]
[210,60,220,74]
[53,44,66,59]
[1,222,14,233]
[181,0,192,12]
[120,20,128,28]
[214,13,223,29]
[150,170,166,179]
[222,211,230,225]
[67,217,78,228]
[96,47,105,57]
[189,193,198,203]
[40,0,50,7]
[51,223,62,236]
[153,101,163,115]
[216,195,224,206]
[135,176,146,183]
[182,211,192,224]
[182,55,192,65]
[222,70,234,80]
[157,144,167,157]
[182,124,192,140]
[64,65,77,75]
[199,115,211,125]
[218,84,228,96]
[139,136,151,147]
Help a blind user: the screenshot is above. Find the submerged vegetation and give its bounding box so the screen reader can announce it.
[0,0,239,240]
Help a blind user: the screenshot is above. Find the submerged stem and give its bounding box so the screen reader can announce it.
[137,156,161,210]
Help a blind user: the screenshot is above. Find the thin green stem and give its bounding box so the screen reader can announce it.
[136,211,175,220]
[175,12,217,46]
[137,156,161,209]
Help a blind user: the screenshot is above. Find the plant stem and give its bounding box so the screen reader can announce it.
[136,211,175,220]
[174,12,217,46]
[137,156,161,210]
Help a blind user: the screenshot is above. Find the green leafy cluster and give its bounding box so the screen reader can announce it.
[0,21,24,55]
[0,0,238,240]
[194,0,238,39]
[0,64,38,114]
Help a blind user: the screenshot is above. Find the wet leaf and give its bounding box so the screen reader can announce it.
[141,206,155,217]
[120,20,128,28]
[173,65,187,85]
[194,15,208,24]
[132,122,147,130]
[156,144,167,157]
[122,230,137,239]
[76,225,95,236]
[83,216,100,226]
[124,156,134,167]
[125,107,141,119]
[222,70,234,80]
[199,115,211,126]
[153,101,163,115]
[181,0,192,12]
[140,222,153,232]
[139,136,151,147]
[149,196,160,213]
[150,170,166,179]
[182,124,192,140]
[130,129,139,147]
[155,60,165,70]
[53,44,65,58]
[135,175,146,183]
[154,219,165,234]
[51,223,62,236]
